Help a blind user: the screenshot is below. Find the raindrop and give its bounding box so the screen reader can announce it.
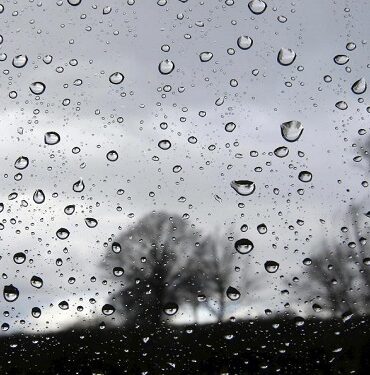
[73,179,85,192]
[158,139,172,150]
[225,122,236,132]
[30,276,43,289]
[163,302,179,316]
[264,260,279,273]
[56,228,70,240]
[277,48,296,66]
[199,52,213,62]
[33,189,45,204]
[68,0,81,5]
[346,42,356,51]
[351,78,367,94]
[29,82,46,95]
[3,285,19,302]
[363,258,370,266]
[158,59,175,75]
[280,120,303,142]
[274,146,289,158]
[257,223,267,234]
[234,238,254,254]
[64,204,75,215]
[13,252,26,264]
[298,171,312,183]
[112,242,121,253]
[103,6,112,14]
[109,72,124,84]
[12,54,28,68]
[312,303,322,312]
[237,36,253,50]
[85,218,98,228]
[44,131,60,145]
[113,267,124,276]
[335,101,348,110]
[31,307,41,318]
[102,304,115,315]
[230,180,255,196]
[14,156,29,170]
[334,55,349,65]
[303,258,312,265]
[58,301,69,310]
[226,286,241,301]
[106,150,118,161]
[248,0,267,14]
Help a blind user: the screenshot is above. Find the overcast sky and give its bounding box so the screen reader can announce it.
[0,0,369,333]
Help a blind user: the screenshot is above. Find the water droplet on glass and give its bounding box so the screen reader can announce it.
[112,242,121,253]
[58,301,69,310]
[248,0,267,14]
[298,171,312,183]
[64,204,75,215]
[102,304,115,315]
[3,285,19,302]
[312,303,322,312]
[230,180,255,196]
[31,307,41,318]
[280,120,303,142]
[226,286,241,301]
[158,139,172,150]
[67,0,81,5]
[346,42,356,51]
[106,150,118,161]
[103,6,112,14]
[12,54,28,68]
[363,258,370,266]
[33,189,45,204]
[303,258,312,265]
[264,260,279,273]
[351,78,367,94]
[334,55,349,65]
[335,100,348,110]
[56,228,70,240]
[13,252,26,264]
[277,48,296,66]
[14,156,29,170]
[29,81,46,95]
[199,52,213,62]
[73,179,85,192]
[113,267,124,277]
[257,223,267,234]
[237,36,253,50]
[30,276,43,289]
[225,122,236,132]
[85,218,98,228]
[234,238,254,254]
[109,72,124,84]
[163,302,178,316]
[274,146,289,158]
[44,131,60,145]
[158,59,175,75]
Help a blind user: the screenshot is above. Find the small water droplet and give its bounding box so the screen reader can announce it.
[277,48,296,66]
[158,59,175,75]
[346,42,356,51]
[312,303,322,312]
[113,267,124,276]
[73,179,85,192]
[13,252,26,264]
[68,0,81,5]
[264,260,279,273]
[257,223,267,234]
[248,0,267,14]
[33,189,45,204]
[29,81,46,95]
[335,100,348,110]
[334,55,349,65]
[106,150,118,161]
[163,302,178,315]
[226,286,241,301]
[225,122,236,132]
[58,301,69,310]
[351,78,367,94]
[158,139,172,150]
[44,131,60,145]
[64,204,75,215]
[280,120,303,142]
[199,52,213,62]
[237,36,253,50]
[102,303,115,315]
[56,228,70,240]
[230,180,255,196]
[30,276,43,289]
[234,238,254,254]
[12,54,28,68]
[112,242,121,253]
[298,171,312,183]
[14,156,29,170]
[274,146,289,158]
[85,218,98,228]
[31,307,41,318]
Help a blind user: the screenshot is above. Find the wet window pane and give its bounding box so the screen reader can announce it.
[1,0,370,373]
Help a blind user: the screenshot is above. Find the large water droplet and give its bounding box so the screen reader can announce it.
[73,179,85,192]
[226,286,241,301]
[230,180,255,196]
[298,171,312,183]
[12,54,28,68]
[163,302,178,316]
[335,101,348,110]
[257,223,267,234]
[199,52,213,62]
[158,139,172,150]
[102,304,115,315]
[113,267,124,277]
[33,189,45,204]
[44,131,60,145]
[14,156,29,170]
[85,217,98,228]
[56,228,70,240]
[30,276,43,289]
[277,48,296,66]
[112,242,122,253]
[64,204,75,215]
[109,72,124,84]
[280,120,303,142]
[334,55,349,65]
[237,36,253,50]
[351,78,367,94]
[274,146,289,158]
[248,0,267,14]
[67,0,81,5]
[29,82,46,95]
[234,238,254,254]
[3,285,19,302]
[106,150,118,161]
[13,252,26,264]
[158,59,175,74]
[31,307,41,318]
[264,260,279,273]
[225,122,236,132]
[58,301,69,310]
